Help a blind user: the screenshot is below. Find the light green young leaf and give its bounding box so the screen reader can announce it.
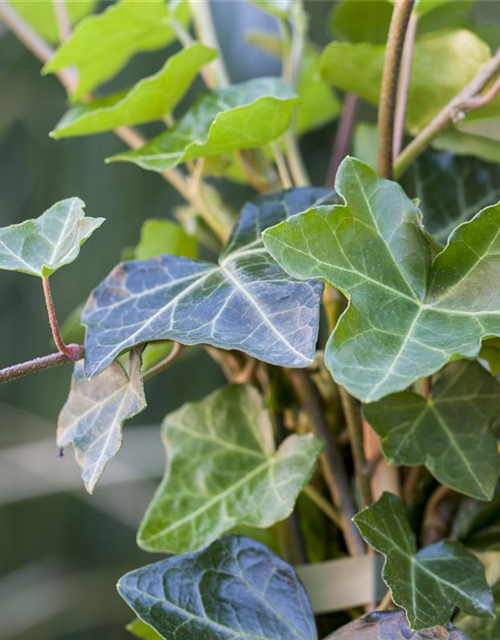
[57,349,146,494]
[263,157,500,402]
[433,128,500,165]
[363,361,500,501]
[134,219,197,261]
[108,77,298,172]
[138,384,323,553]
[480,338,500,376]
[7,0,96,43]
[320,30,490,132]
[354,493,494,630]
[51,43,216,138]
[43,0,190,102]
[126,618,163,640]
[0,198,103,277]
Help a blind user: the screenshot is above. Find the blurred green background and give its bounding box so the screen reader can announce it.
[1,0,499,638]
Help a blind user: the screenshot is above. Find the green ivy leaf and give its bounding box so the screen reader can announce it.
[401,150,500,245]
[83,188,334,378]
[0,197,104,278]
[363,361,500,501]
[108,77,298,173]
[353,493,494,630]
[320,30,490,132]
[433,128,500,166]
[7,0,96,43]
[43,0,190,102]
[118,535,317,640]
[263,157,500,402]
[295,48,340,136]
[457,583,500,640]
[327,611,468,639]
[329,0,394,44]
[134,219,197,261]
[57,349,146,494]
[51,43,216,138]
[138,384,322,553]
[126,618,163,640]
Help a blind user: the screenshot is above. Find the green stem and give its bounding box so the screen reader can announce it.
[338,386,373,508]
[377,0,416,179]
[303,485,341,528]
[394,46,500,178]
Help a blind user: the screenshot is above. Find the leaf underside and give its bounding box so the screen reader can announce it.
[138,384,322,553]
[118,535,318,640]
[82,188,336,378]
[264,156,500,402]
[57,349,146,493]
[364,360,500,500]
[354,493,494,630]
[0,197,103,277]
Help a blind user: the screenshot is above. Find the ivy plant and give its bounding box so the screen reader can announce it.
[1,0,500,638]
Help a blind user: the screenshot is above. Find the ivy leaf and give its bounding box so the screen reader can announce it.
[401,150,500,245]
[433,127,500,166]
[320,30,490,132]
[118,535,317,640]
[134,219,197,261]
[43,0,190,102]
[57,349,146,494]
[353,493,494,630]
[363,361,500,501]
[108,77,298,173]
[0,198,104,278]
[7,0,96,43]
[263,157,500,402]
[127,618,163,640]
[138,384,322,553]
[327,610,468,639]
[83,188,334,378]
[457,583,500,640]
[51,44,216,138]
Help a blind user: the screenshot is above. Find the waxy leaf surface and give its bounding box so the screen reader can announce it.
[320,30,490,132]
[138,384,322,553]
[118,535,317,640]
[108,77,298,172]
[57,349,146,493]
[51,44,216,138]
[7,0,96,43]
[44,0,190,101]
[328,610,468,640]
[0,198,103,277]
[354,493,494,630]
[264,157,500,402]
[402,150,500,244]
[83,188,333,378]
[364,361,500,501]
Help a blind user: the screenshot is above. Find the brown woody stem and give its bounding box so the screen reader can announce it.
[0,346,84,384]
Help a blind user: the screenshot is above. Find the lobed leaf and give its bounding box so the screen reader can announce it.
[43,0,190,102]
[57,349,146,493]
[138,384,323,553]
[401,150,500,244]
[7,0,96,43]
[457,583,500,640]
[327,610,468,639]
[118,535,317,640]
[354,493,494,630]
[363,361,500,501]
[263,157,500,402]
[51,43,216,138]
[82,188,335,378]
[0,197,103,278]
[320,30,491,132]
[108,77,298,172]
